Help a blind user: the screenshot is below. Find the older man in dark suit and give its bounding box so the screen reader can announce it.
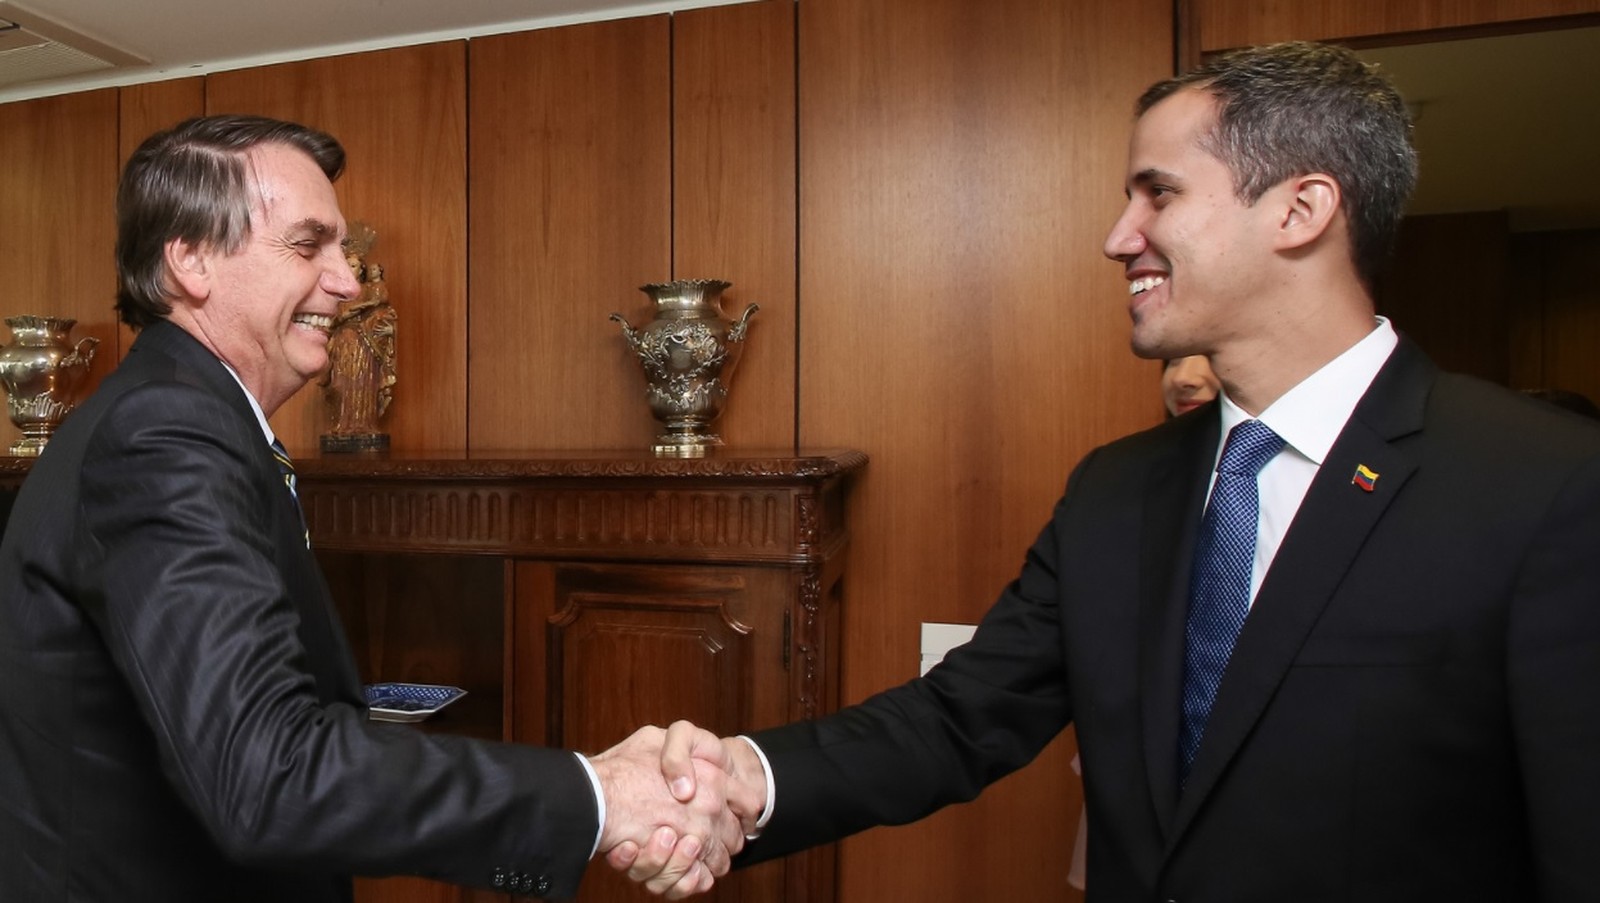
[0,115,749,902]
[626,42,1600,901]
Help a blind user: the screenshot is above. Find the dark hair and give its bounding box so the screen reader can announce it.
[1137,41,1417,289]
[115,115,346,328]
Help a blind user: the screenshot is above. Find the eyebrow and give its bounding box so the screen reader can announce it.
[1129,168,1181,190]
[288,218,342,241]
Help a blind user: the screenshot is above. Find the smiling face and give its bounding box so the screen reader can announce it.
[1103,88,1279,363]
[172,143,361,414]
[1161,354,1221,416]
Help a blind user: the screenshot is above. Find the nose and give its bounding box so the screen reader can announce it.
[1103,201,1147,262]
[1171,356,1217,394]
[326,253,362,301]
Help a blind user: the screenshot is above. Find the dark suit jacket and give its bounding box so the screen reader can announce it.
[743,338,1600,901]
[0,321,595,901]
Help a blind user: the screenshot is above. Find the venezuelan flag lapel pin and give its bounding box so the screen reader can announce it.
[1351,464,1379,492]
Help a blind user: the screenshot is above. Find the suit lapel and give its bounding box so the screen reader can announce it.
[1139,409,1219,835]
[1166,339,1435,846]
[130,321,366,704]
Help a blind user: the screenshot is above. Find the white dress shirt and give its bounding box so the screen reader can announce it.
[1212,316,1399,606]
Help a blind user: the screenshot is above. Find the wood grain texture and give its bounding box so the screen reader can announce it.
[672,0,799,449]
[0,89,120,451]
[1195,0,1600,51]
[795,0,1171,899]
[204,43,470,454]
[468,18,672,452]
[117,78,205,363]
[1513,229,1600,403]
[1374,212,1512,384]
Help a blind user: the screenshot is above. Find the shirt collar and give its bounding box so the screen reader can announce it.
[216,358,279,448]
[1216,316,1398,466]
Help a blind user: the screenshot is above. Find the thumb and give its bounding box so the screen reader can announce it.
[662,719,725,801]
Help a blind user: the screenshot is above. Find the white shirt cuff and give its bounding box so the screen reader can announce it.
[736,735,775,837]
[577,752,605,858]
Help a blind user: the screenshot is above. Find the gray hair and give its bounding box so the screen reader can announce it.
[115,115,345,328]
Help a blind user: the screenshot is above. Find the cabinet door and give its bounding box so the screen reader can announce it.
[512,560,797,903]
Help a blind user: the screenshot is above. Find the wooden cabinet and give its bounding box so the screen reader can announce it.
[308,449,863,903]
[1,449,864,903]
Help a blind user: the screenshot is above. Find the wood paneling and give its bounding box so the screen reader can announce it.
[673,0,798,449]
[1510,229,1600,402]
[468,18,672,452]
[796,0,1170,899]
[0,89,119,451]
[205,43,470,454]
[514,559,793,902]
[117,78,205,361]
[1375,212,1512,384]
[1194,0,1600,52]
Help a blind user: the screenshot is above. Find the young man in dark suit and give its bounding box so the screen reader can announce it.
[629,41,1600,901]
[0,115,752,901]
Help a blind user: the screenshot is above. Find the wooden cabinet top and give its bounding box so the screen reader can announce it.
[1,448,866,482]
[2,449,868,562]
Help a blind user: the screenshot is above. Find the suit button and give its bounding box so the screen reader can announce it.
[492,867,509,889]
[517,874,535,893]
[535,875,552,895]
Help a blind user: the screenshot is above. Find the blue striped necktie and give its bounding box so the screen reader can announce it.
[269,438,310,549]
[1179,419,1284,784]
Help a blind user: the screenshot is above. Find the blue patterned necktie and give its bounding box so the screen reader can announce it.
[269,438,310,549]
[1179,419,1284,784]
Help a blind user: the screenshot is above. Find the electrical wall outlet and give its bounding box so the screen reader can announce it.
[919,622,977,676]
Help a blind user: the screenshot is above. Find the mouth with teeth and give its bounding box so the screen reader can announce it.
[1128,275,1167,296]
[292,313,334,335]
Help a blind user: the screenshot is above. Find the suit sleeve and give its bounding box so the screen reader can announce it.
[1506,451,1600,900]
[738,457,1089,864]
[75,384,596,896]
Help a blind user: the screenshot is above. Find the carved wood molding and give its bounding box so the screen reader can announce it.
[795,564,823,721]
[294,448,868,481]
[287,450,865,561]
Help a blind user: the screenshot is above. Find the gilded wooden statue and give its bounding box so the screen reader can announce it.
[320,222,397,452]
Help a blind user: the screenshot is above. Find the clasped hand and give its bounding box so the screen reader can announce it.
[588,721,767,899]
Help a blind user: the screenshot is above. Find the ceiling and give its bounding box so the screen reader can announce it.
[0,0,749,101]
[1,2,1596,232]
[1358,26,1600,232]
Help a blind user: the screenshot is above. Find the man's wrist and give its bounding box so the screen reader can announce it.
[576,752,605,857]
[735,735,775,838]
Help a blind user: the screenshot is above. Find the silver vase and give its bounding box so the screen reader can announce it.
[0,315,100,456]
[610,279,758,457]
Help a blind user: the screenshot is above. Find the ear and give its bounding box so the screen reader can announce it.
[1271,173,1341,252]
[163,237,213,301]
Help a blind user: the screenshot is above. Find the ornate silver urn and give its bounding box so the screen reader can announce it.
[0,315,100,456]
[610,279,758,457]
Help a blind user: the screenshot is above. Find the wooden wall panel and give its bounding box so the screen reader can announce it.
[796,1,1171,900]
[468,18,672,452]
[1374,212,1512,384]
[205,43,470,454]
[1510,229,1600,403]
[1194,0,1600,52]
[117,78,206,362]
[672,0,798,449]
[0,90,119,451]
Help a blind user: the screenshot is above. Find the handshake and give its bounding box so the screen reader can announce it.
[588,721,769,899]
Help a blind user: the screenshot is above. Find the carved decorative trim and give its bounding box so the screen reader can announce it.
[302,484,824,559]
[795,565,823,721]
[795,493,819,552]
[296,449,868,482]
[277,450,866,559]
